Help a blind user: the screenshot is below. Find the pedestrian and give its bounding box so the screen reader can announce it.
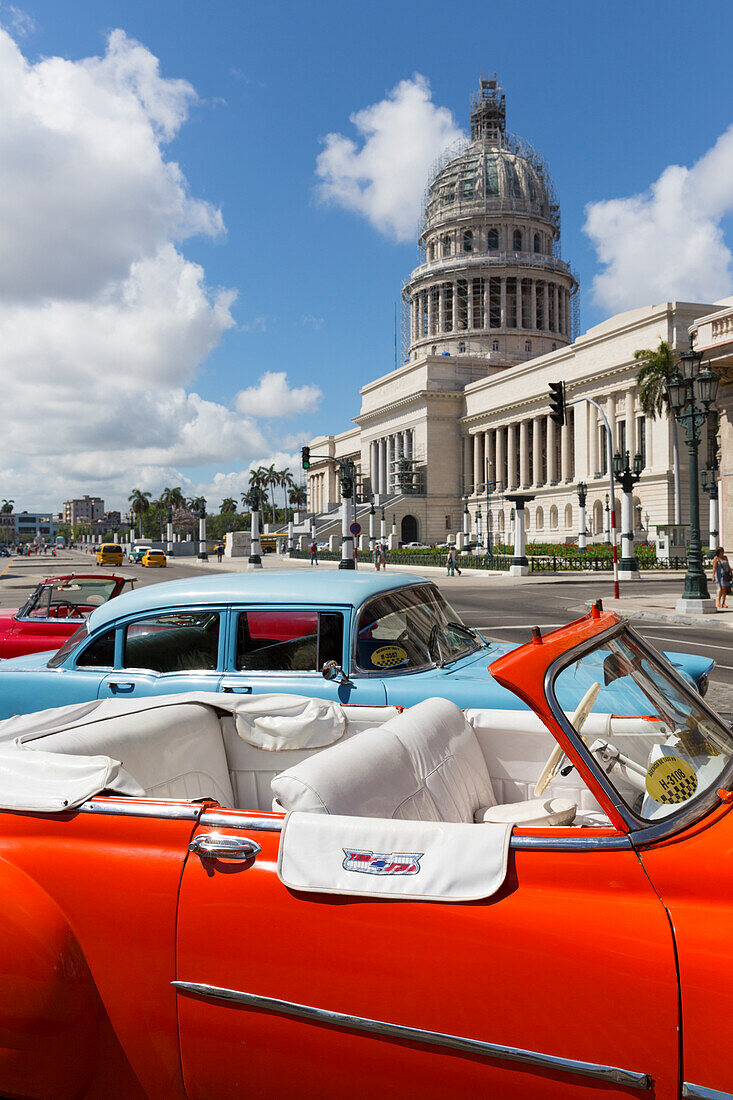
[446,545,462,577]
[310,541,318,566]
[712,546,731,609]
[216,543,223,563]
[373,543,381,570]
[379,541,387,570]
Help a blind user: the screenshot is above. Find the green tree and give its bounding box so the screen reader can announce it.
[277,468,294,523]
[634,340,681,522]
[0,499,13,514]
[220,497,237,514]
[128,488,152,537]
[289,483,306,509]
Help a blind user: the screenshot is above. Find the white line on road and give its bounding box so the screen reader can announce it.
[639,634,732,653]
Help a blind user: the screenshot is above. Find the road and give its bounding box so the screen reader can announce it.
[2,550,731,712]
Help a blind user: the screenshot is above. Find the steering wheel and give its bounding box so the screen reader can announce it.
[534,680,602,796]
[51,601,84,618]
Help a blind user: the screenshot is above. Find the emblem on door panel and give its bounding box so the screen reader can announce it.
[342,848,423,875]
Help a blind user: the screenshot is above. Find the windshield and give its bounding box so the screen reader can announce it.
[550,627,733,823]
[46,624,89,667]
[21,577,123,620]
[354,584,481,673]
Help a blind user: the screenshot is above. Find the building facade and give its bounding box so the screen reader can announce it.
[689,299,733,547]
[307,78,729,549]
[62,496,104,527]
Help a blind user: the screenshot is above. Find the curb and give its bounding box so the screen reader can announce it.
[584,601,733,631]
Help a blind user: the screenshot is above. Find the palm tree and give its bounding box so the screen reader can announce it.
[277,468,294,524]
[0,499,13,514]
[220,497,237,514]
[159,486,185,509]
[243,467,267,515]
[634,340,681,522]
[289,484,307,509]
[128,488,152,537]
[188,496,207,517]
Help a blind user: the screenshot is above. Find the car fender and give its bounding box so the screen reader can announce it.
[0,855,142,1099]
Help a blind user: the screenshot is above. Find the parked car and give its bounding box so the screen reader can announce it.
[0,572,711,720]
[0,573,134,659]
[96,543,123,567]
[129,541,153,564]
[142,549,167,568]
[0,605,729,1098]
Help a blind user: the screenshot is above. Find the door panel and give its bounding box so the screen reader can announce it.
[221,671,386,705]
[97,671,223,699]
[176,823,679,1098]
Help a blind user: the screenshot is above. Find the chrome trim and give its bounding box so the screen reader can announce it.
[171,982,650,1089]
[682,1085,733,1099]
[542,620,733,843]
[77,799,202,821]
[189,833,261,860]
[200,812,283,832]
[510,834,631,851]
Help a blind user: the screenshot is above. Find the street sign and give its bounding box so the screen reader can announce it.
[350,522,361,536]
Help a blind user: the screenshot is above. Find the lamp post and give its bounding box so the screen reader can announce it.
[664,337,719,613]
[506,494,534,576]
[462,497,470,552]
[475,505,482,550]
[702,461,720,557]
[380,505,386,545]
[166,507,173,556]
[576,482,588,551]
[197,499,208,560]
[248,487,262,569]
[338,459,356,570]
[612,450,643,579]
[604,494,611,545]
[369,498,376,553]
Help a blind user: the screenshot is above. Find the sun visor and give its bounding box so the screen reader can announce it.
[278,812,511,902]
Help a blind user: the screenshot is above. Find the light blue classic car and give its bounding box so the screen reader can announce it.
[0,571,713,718]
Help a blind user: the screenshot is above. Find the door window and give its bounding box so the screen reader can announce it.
[76,628,116,669]
[124,612,220,673]
[236,611,343,672]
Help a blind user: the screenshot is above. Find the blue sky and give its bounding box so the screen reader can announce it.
[3,0,733,511]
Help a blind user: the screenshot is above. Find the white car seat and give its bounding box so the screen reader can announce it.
[272,696,576,826]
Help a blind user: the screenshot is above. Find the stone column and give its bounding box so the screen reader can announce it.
[467,285,474,330]
[543,282,549,330]
[530,280,537,330]
[473,434,482,496]
[507,424,517,490]
[370,441,379,498]
[484,429,492,488]
[508,494,534,576]
[516,279,523,329]
[533,417,542,486]
[519,421,530,487]
[438,285,445,332]
[547,415,557,483]
[495,427,505,490]
[379,438,388,496]
[463,435,472,495]
[553,285,560,333]
[427,288,434,335]
[625,391,635,455]
[561,420,571,482]
[500,278,507,328]
[589,408,598,477]
[451,282,458,333]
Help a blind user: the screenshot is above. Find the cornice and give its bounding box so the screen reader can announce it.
[356,389,464,425]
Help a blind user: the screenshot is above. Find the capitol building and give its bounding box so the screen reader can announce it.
[307,77,729,549]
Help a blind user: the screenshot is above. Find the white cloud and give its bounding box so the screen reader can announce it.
[0,5,35,37]
[235,371,322,418]
[315,74,464,242]
[584,124,733,313]
[0,27,317,514]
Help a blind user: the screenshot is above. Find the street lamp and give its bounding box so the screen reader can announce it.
[702,458,720,557]
[248,486,263,569]
[604,494,611,545]
[197,498,208,561]
[475,505,482,550]
[664,336,720,612]
[576,481,588,550]
[369,497,376,553]
[612,450,644,578]
[462,496,470,550]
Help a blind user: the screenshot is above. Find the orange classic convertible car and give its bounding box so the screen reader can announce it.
[0,604,730,1099]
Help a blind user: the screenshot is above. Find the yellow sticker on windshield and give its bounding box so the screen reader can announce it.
[371,645,408,669]
[645,756,698,804]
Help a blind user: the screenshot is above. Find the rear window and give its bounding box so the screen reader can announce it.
[236,611,343,671]
[100,544,122,552]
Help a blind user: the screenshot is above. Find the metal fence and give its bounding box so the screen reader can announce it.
[290,550,689,572]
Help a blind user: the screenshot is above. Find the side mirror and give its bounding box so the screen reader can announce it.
[322,660,349,685]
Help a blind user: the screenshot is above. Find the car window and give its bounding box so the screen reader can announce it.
[47,624,88,668]
[354,585,481,672]
[76,628,116,668]
[236,610,343,672]
[124,612,220,673]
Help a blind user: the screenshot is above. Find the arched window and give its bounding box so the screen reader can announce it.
[443,235,452,257]
[524,340,532,353]
[593,500,603,535]
[512,228,522,251]
[458,341,466,353]
[487,228,499,250]
[491,340,499,351]
[431,345,437,355]
[401,515,418,543]
[535,506,544,531]
[533,233,541,254]
[462,229,473,253]
[550,505,558,530]
[565,503,573,529]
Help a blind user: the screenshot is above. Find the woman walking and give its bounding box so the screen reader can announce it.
[712,546,731,609]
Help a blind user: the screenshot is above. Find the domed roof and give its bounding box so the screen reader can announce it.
[422,77,559,232]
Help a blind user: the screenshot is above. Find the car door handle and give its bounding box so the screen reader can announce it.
[189,833,261,861]
[220,679,252,693]
[106,679,135,692]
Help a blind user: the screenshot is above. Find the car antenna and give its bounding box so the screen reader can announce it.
[531,626,543,646]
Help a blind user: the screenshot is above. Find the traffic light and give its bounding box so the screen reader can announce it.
[301,446,310,470]
[549,381,565,427]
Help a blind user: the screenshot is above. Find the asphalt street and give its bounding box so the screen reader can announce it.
[2,550,731,713]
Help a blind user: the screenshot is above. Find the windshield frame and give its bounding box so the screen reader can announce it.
[350,582,483,677]
[544,619,733,841]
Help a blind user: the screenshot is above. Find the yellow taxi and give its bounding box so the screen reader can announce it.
[141,549,167,568]
[96,543,124,567]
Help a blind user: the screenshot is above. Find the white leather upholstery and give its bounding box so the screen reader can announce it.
[475,798,577,827]
[272,697,496,821]
[34,702,235,806]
